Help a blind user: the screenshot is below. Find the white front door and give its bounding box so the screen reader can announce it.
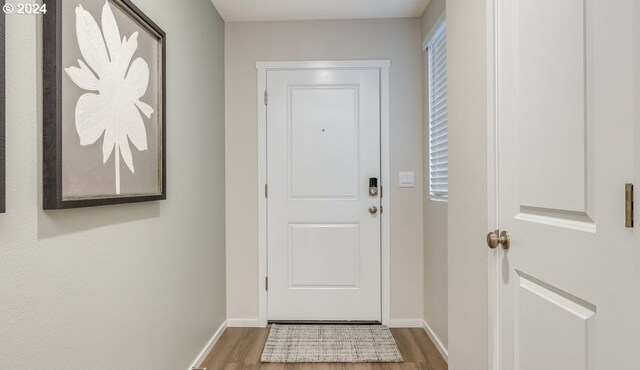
[266,68,382,321]
[496,1,638,369]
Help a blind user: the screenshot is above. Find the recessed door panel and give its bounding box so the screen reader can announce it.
[516,273,595,370]
[289,224,359,288]
[289,86,359,200]
[515,0,590,215]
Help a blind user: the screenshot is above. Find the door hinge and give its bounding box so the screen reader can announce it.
[265,276,268,291]
[626,183,634,228]
[265,184,268,198]
[264,90,268,105]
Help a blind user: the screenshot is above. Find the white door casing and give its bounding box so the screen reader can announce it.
[257,61,391,324]
[493,1,639,370]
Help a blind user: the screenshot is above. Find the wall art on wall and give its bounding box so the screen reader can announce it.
[43,0,165,209]
[0,0,5,213]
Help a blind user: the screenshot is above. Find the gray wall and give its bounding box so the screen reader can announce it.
[447,0,489,369]
[0,0,226,369]
[421,0,446,38]
[225,18,425,322]
[421,0,448,351]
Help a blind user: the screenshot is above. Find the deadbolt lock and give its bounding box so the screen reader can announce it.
[369,177,379,197]
[486,230,510,250]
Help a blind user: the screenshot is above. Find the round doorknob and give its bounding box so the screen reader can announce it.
[368,206,378,214]
[486,230,510,249]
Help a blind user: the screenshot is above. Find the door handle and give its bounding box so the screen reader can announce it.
[368,206,378,214]
[486,230,510,249]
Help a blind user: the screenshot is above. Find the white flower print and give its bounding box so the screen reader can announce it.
[65,1,153,195]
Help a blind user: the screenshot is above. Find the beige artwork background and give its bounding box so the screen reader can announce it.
[61,0,161,199]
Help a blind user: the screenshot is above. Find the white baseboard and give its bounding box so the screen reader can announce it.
[422,320,448,363]
[387,319,424,328]
[188,320,227,370]
[226,319,263,327]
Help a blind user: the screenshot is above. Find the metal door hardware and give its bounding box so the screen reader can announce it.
[369,177,378,196]
[487,230,510,250]
[626,183,634,228]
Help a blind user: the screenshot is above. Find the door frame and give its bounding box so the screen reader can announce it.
[256,60,391,326]
[487,0,500,368]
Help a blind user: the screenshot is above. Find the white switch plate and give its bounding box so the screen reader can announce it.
[399,172,415,188]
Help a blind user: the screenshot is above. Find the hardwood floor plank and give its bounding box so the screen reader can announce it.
[201,327,448,370]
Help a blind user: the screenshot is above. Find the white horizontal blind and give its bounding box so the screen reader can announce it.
[427,21,448,200]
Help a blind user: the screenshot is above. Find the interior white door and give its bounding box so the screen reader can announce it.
[266,68,381,321]
[496,1,639,369]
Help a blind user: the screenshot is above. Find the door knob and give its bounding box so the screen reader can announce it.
[368,206,378,214]
[486,230,510,249]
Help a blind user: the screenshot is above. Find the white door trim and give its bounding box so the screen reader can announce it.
[256,60,391,327]
[487,0,499,369]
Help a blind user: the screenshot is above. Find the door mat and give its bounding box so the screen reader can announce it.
[261,324,404,363]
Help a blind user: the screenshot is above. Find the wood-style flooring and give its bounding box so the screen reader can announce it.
[200,327,448,370]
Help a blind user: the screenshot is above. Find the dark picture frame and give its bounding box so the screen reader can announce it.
[0,0,5,213]
[43,0,166,209]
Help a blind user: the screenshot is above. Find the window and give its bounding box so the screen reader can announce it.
[426,19,448,201]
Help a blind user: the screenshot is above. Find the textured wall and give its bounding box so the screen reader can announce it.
[421,0,449,351]
[0,0,226,369]
[225,18,425,322]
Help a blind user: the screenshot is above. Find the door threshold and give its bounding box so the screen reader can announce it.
[268,320,382,325]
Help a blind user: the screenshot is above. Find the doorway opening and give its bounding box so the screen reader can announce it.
[256,60,391,326]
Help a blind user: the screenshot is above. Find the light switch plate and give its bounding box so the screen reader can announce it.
[399,172,415,188]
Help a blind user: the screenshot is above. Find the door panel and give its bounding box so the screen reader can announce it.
[289,86,359,199]
[289,224,359,288]
[497,0,637,369]
[267,68,381,321]
[515,272,596,370]
[516,0,588,213]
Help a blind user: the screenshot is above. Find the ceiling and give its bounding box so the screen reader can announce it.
[210,0,430,22]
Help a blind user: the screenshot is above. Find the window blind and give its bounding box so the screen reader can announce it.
[427,21,448,200]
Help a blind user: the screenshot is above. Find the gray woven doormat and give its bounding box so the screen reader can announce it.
[260,324,404,363]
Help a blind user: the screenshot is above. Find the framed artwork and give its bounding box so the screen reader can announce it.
[43,0,165,209]
[0,0,5,213]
